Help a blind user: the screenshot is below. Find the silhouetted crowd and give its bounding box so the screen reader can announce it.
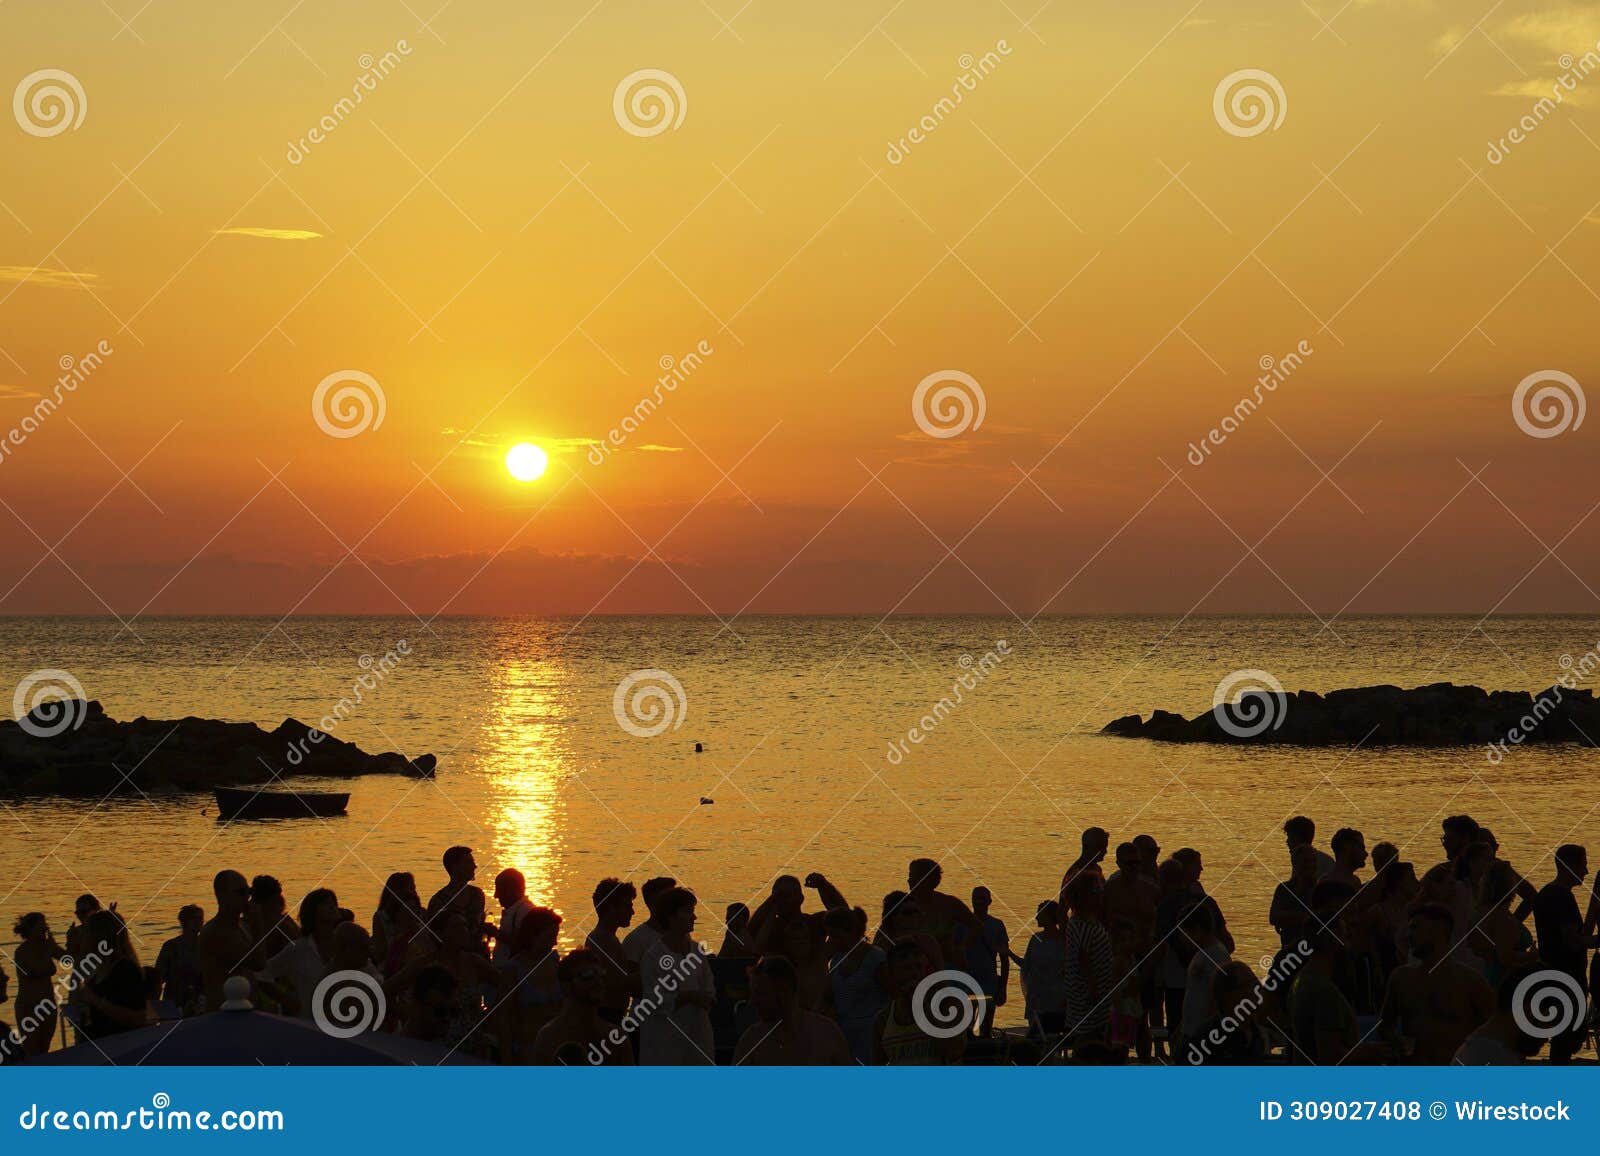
[4,814,1597,1064]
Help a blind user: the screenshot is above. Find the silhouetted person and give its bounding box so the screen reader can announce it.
[153,904,204,1017]
[747,874,806,956]
[1061,871,1115,1045]
[492,868,534,963]
[734,954,851,1064]
[390,908,498,1056]
[1060,826,1110,902]
[638,887,714,1065]
[532,948,633,1064]
[1283,815,1335,878]
[824,905,884,1064]
[198,870,253,1011]
[1019,899,1066,1036]
[1132,834,1160,881]
[1180,900,1231,1044]
[372,872,424,974]
[1379,904,1492,1063]
[965,886,1008,1036]
[1327,827,1367,890]
[504,906,563,1063]
[426,846,487,954]
[0,964,16,1065]
[11,911,65,1055]
[262,887,341,1018]
[1269,844,1320,953]
[717,902,754,958]
[872,940,963,1065]
[906,858,980,968]
[1286,920,1366,1064]
[585,877,636,1023]
[1438,814,1481,874]
[75,909,146,1039]
[246,875,299,963]
[1534,843,1597,1064]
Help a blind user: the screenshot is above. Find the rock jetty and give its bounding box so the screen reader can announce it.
[1102,682,1600,748]
[0,700,436,795]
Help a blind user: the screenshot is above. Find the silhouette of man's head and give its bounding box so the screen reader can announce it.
[1283,815,1315,850]
[1554,844,1588,886]
[1331,828,1367,872]
[771,875,804,912]
[178,904,204,933]
[1035,899,1060,929]
[908,858,942,893]
[592,878,637,927]
[1132,834,1159,867]
[656,887,698,936]
[514,906,562,956]
[971,886,992,913]
[494,868,526,906]
[1081,827,1109,861]
[1441,815,1480,860]
[249,875,285,912]
[640,876,676,922]
[213,870,249,914]
[1173,847,1202,884]
[442,845,475,882]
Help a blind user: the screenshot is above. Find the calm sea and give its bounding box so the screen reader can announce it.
[4,614,1599,1029]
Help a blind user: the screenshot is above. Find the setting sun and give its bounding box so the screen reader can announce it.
[505,442,549,483]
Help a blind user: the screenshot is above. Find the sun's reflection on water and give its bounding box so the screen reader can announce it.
[479,654,574,919]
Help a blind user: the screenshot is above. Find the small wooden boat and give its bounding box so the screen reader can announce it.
[213,786,349,821]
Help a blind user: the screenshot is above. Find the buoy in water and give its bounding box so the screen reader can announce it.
[694,742,703,753]
[700,797,714,805]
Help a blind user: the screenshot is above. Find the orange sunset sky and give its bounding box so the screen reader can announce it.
[1,0,1598,619]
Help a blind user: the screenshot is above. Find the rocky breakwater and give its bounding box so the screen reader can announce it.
[0,700,437,795]
[1103,681,1600,749]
